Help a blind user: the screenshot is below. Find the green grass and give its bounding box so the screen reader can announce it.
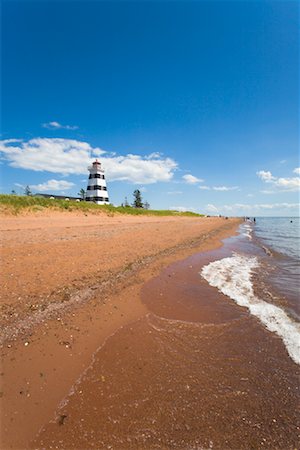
[0,194,203,217]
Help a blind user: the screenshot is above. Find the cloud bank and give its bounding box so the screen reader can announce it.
[206,202,299,213]
[199,185,239,191]
[257,169,300,192]
[0,138,178,184]
[30,179,75,192]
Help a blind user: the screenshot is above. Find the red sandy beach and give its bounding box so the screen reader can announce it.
[0,211,299,449]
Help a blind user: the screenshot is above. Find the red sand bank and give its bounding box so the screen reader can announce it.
[1,212,241,449]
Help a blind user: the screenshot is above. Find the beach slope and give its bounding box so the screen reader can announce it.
[0,211,240,449]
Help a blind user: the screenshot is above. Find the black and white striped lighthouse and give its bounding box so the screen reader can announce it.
[86,160,110,205]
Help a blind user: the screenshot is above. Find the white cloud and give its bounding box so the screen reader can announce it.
[167,191,183,195]
[276,177,300,190]
[199,185,239,191]
[293,167,300,175]
[146,152,162,159]
[93,149,104,156]
[205,204,219,213]
[0,138,99,173]
[104,154,177,184]
[212,186,239,191]
[257,170,276,182]
[42,121,78,130]
[0,138,178,185]
[182,174,204,184]
[2,138,23,144]
[30,179,75,192]
[257,169,300,192]
[223,202,299,211]
[202,202,299,217]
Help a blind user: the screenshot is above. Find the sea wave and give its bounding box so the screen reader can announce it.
[201,253,300,365]
[240,223,253,240]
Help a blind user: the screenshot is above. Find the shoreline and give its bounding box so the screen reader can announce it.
[0,212,240,449]
[34,221,300,450]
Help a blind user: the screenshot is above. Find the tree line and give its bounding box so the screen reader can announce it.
[13,186,150,209]
[122,189,150,209]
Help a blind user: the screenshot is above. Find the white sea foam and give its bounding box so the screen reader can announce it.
[201,253,300,365]
[241,223,252,240]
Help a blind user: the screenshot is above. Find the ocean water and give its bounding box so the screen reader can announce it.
[253,217,300,308]
[201,217,300,365]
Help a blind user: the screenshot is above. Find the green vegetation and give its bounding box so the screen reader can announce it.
[132,189,144,208]
[0,194,203,217]
[24,185,32,196]
[78,188,86,200]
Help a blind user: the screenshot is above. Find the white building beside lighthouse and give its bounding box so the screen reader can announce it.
[86,160,110,205]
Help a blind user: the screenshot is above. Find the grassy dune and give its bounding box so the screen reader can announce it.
[0,194,203,217]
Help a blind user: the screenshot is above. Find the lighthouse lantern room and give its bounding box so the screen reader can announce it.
[86,160,110,205]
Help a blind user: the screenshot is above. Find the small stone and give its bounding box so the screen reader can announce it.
[58,414,67,426]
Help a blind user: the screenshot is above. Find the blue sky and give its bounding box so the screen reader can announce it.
[1,0,299,216]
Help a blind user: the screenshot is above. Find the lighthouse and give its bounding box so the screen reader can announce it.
[86,160,110,205]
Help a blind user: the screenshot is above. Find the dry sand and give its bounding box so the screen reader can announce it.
[0,211,241,449]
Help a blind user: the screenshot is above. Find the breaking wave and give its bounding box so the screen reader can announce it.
[201,253,300,365]
[241,222,253,240]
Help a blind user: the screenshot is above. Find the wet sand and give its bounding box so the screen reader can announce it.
[32,249,300,450]
[0,211,241,449]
